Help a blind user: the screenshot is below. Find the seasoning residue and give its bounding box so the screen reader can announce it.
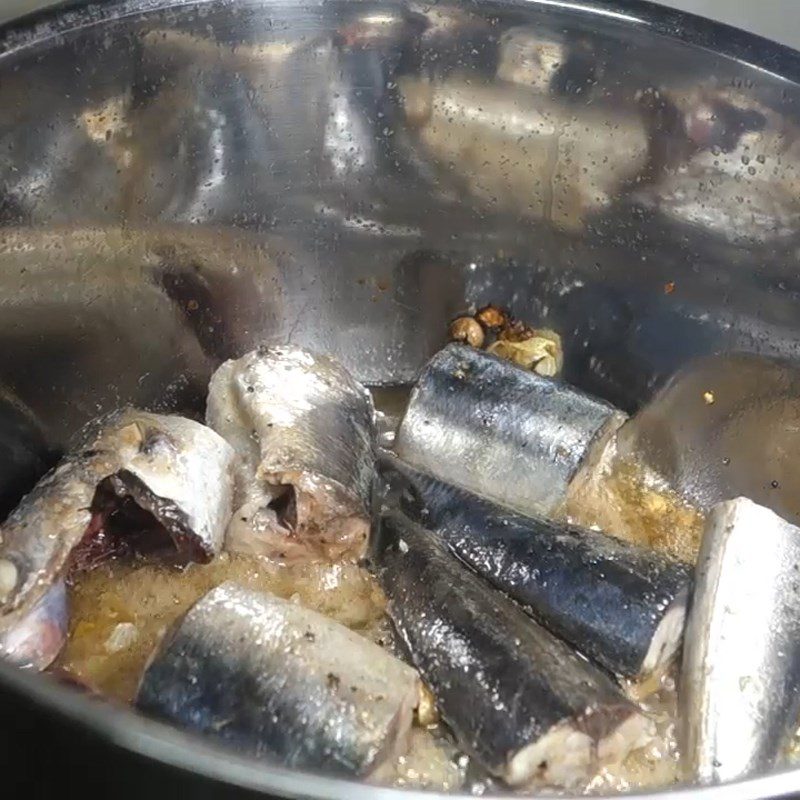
[563,452,705,564]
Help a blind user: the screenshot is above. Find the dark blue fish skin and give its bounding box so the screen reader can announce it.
[371,510,649,787]
[378,454,692,680]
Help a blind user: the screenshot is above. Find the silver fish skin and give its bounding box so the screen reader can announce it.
[206,346,376,561]
[378,453,692,681]
[0,409,234,669]
[680,497,800,784]
[0,579,66,670]
[395,344,627,518]
[372,510,653,788]
[136,582,419,776]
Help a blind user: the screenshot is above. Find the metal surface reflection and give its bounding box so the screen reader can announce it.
[4,2,800,799]
[399,76,649,231]
[636,86,800,243]
[0,0,799,450]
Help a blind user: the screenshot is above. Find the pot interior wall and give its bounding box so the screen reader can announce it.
[1,0,800,454]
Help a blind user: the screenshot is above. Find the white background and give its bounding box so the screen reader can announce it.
[662,0,800,50]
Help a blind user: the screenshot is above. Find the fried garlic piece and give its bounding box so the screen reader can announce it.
[488,328,563,377]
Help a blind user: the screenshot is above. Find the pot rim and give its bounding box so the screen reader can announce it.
[4,656,800,799]
[2,0,800,797]
[3,0,800,82]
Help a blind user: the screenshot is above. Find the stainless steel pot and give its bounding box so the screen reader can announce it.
[3,0,800,797]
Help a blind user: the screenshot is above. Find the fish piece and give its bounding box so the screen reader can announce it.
[78,409,235,567]
[379,454,691,680]
[136,582,419,776]
[0,580,66,670]
[395,344,626,518]
[680,498,800,784]
[0,409,234,669]
[372,510,653,788]
[206,346,376,561]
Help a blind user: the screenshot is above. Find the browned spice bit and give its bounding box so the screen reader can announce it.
[475,304,509,332]
[187,299,199,311]
[448,316,485,348]
[326,672,341,689]
[497,319,536,343]
[416,682,440,727]
[664,282,675,295]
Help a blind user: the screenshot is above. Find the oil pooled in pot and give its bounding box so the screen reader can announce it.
[562,445,706,564]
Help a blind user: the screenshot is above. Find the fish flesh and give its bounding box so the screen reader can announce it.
[136,582,420,777]
[680,497,800,784]
[378,454,692,680]
[79,410,235,567]
[206,346,376,561]
[395,343,627,518]
[0,408,234,669]
[372,509,653,788]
